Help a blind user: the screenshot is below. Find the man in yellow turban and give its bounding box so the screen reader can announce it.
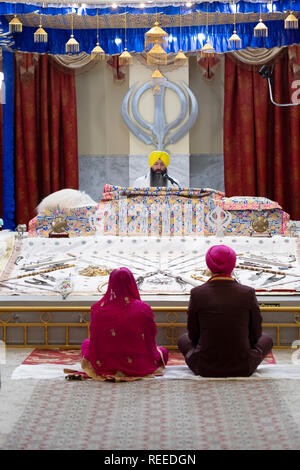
[133,150,180,188]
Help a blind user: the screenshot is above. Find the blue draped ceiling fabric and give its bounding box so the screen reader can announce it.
[0,0,300,228]
[1,1,300,55]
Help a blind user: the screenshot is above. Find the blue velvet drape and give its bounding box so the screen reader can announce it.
[9,21,300,56]
[2,50,14,230]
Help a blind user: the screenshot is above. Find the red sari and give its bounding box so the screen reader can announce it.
[81,267,168,381]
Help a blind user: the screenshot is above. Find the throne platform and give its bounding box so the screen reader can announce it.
[1,187,299,350]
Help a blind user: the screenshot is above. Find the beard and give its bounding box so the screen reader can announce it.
[150,168,167,187]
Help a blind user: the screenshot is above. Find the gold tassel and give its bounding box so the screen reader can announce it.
[147,43,168,65]
[151,69,164,95]
[254,19,268,37]
[254,5,268,37]
[152,69,164,79]
[65,35,80,54]
[201,40,215,57]
[153,84,161,95]
[228,4,242,50]
[9,15,22,33]
[228,31,242,49]
[201,5,215,58]
[118,11,133,66]
[145,21,168,49]
[174,49,188,65]
[66,13,79,54]
[284,12,298,29]
[91,43,105,61]
[34,26,48,43]
[118,48,133,66]
[91,9,106,61]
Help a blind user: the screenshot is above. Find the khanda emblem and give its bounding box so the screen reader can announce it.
[121,73,198,151]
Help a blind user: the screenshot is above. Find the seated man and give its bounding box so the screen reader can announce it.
[178,244,273,377]
[134,150,180,188]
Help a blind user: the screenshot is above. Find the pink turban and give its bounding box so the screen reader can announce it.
[205,245,236,274]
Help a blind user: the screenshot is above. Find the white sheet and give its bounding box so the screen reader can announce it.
[10,362,300,381]
[1,235,300,297]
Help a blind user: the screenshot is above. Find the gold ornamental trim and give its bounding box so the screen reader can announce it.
[0,306,300,349]
[5,11,293,31]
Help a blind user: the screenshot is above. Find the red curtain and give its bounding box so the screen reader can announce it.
[14,52,79,225]
[107,55,126,81]
[224,46,300,220]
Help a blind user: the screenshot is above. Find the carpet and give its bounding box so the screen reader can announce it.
[13,348,299,381]
[21,348,276,366]
[3,379,300,450]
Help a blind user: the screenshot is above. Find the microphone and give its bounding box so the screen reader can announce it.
[163,173,179,187]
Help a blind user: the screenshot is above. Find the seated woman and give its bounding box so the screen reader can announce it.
[178,244,273,378]
[81,267,168,381]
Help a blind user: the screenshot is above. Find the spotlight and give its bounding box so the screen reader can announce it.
[258,64,274,79]
[259,63,300,107]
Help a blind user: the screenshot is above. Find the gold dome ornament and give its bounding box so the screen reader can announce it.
[254,5,268,37]
[254,19,268,37]
[66,13,80,54]
[118,11,133,66]
[201,40,215,57]
[147,43,168,65]
[119,48,133,66]
[34,25,48,43]
[9,15,22,33]
[228,30,242,49]
[228,4,242,49]
[91,43,105,61]
[145,20,169,65]
[34,12,47,43]
[145,21,168,48]
[91,9,105,61]
[151,69,164,95]
[66,35,80,54]
[174,49,188,65]
[201,5,215,57]
[284,12,298,29]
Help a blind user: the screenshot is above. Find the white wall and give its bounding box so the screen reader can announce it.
[189,54,224,155]
[76,60,129,155]
[75,54,224,157]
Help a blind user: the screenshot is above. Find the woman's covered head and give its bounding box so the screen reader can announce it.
[105,267,140,302]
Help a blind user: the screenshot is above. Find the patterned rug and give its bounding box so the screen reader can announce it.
[21,348,276,366]
[3,379,300,450]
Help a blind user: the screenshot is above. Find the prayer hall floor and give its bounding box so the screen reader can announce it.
[1,348,300,450]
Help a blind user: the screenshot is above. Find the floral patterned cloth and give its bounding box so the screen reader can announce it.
[27,187,290,237]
